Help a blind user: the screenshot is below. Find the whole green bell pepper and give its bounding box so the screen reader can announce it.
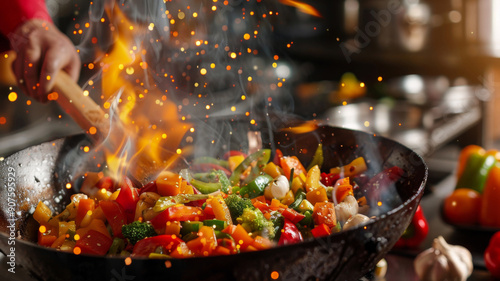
[456,152,496,193]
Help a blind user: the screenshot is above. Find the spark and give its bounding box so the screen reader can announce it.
[8,92,17,102]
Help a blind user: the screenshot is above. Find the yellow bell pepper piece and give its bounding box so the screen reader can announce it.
[263,162,282,179]
[291,176,305,194]
[329,157,367,177]
[305,165,321,192]
[33,201,52,225]
[280,190,295,206]
[306,188,328,205]
[58,221,76,237]
[165,221,181,236]
[228,155,245,171]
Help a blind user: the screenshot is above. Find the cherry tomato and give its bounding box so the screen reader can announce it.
[443,188,482,225]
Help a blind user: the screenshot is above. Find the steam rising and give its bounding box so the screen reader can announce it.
[71,0,300,180]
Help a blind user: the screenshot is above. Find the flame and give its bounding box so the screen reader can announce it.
[281,120,319,134]
[98,5,192,181]
[278,0,322,17]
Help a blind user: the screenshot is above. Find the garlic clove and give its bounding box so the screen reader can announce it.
[335,195,359,223]
[269,175,289,200]
[343,213,370,230]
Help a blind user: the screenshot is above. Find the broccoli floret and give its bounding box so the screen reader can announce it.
[122,221,157,245]
[237,207,275,240]
[224,194,253,222]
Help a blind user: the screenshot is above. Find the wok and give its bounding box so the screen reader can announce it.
[0,125,427,281]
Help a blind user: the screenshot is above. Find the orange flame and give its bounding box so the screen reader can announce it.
[278,0,322,17]
[281,120,319,134]
[98,5,192,181]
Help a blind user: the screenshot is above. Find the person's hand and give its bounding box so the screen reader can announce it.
[9,19,81,103]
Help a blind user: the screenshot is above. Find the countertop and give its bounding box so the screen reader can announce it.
[384,173,497,281]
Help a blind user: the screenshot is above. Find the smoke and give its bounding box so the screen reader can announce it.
[73,0,299,164]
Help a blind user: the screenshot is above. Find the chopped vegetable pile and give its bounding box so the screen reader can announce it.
[34,147,402,258]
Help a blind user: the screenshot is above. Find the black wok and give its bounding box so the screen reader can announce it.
[0,126,427,281]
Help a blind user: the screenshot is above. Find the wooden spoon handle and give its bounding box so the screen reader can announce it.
[52,71,109,141]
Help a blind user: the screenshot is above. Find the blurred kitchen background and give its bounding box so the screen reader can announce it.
[1,0,500,183]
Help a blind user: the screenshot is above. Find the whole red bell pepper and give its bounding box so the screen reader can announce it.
[132,235,185,256]
[393,205,428,248]
[278,219,303,246]
[485,231,500,278]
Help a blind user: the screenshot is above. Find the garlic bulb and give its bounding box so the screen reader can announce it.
[414,236,473,281]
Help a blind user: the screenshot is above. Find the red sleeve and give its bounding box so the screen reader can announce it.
[0,0,53,36]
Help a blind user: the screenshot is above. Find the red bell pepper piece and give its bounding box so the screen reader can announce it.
[139,181,158,195]
[96,176,116,192]
[320,172,341,187]
[281,208,306,224]
[222,150,248,160]
[311,223,332,238]
[99,200,127,237]
[485,231,500,278]
[75,198,95,228]
[132,234,185,256]
[273,149,283,166]
[278,219,303,246]
[75,229,113,256]
[393,205,428,248]
[150,205,206,229]
[280,156,307,180]
[115,178,140,223]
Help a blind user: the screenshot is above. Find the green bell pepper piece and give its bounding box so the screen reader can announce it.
[108,238,126,255]
[192,157,229,169]
[456,153,496,193]
[297,210,314,228]
[307,143,324,171]
[180,221,203,236]
[203,219,227,231]
[288,189,306,210]
[229,149,271,186]
[239,174,273,199]
[190,169,231,194]
[190,179,222,194]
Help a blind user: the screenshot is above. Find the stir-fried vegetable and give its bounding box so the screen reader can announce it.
[33,146,402,258]
[122,221,157,245]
